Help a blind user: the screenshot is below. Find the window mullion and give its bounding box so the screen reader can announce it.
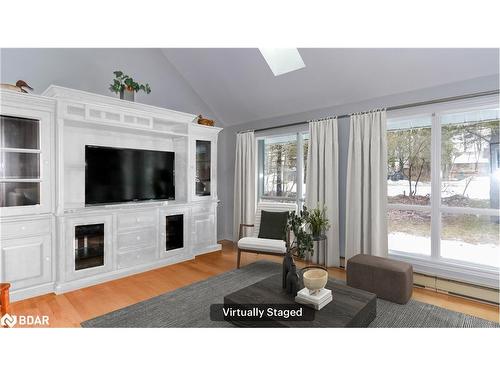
[296,132,303,209]
[430,112,441,260]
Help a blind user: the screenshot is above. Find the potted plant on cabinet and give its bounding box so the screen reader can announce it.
[109,71,151,102]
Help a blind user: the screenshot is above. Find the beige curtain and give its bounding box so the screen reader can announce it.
[306,118,340,267]
[345,110,388,261]
[233,131,256,242]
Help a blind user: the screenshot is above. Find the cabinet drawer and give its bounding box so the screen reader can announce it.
[117,247,157,269]
[117,227,157,251]
[191,204,214,215]
[117,211,157,231]
[0,218,51,239]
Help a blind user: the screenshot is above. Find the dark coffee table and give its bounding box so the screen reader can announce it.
[224,274,376,327]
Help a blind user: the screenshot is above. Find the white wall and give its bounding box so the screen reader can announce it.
[0,48,220,123]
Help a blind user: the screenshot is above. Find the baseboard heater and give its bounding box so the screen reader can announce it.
[413,272,499,305]
[339,257,499,305]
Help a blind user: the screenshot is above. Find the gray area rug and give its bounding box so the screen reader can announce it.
[81,260,499,328]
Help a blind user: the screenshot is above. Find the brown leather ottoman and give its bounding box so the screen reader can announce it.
[346,254,413,304]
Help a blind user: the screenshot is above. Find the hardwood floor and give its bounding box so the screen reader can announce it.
[6,240,499,327]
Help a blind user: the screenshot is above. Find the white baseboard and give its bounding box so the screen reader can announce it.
[10,283,56,302]
[54,253,193,294]
[10,245,222,301]
[192,244,222,256]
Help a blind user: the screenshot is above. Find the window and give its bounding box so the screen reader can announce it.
[257,132,308,206]
[387,116,432,256]
[439,108,499,268]
[258,48,306,76]
[387,99,500,283]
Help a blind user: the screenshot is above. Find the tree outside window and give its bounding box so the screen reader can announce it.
[257,132,308,206]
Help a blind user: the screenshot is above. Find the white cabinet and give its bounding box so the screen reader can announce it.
[0,217,51,237]
[64,214,113,281]
[117,247,157,269]
[191,203,218,254]
[159,207,189,259]
[117,211,157,231]
[0,91,55,300]
[190,125,220,202]
[1,86,223,299]
[115,208,160,269]
[0,91,55,217]
[0,215,54,299]
[117,227,157,251]
[0,234,52,290]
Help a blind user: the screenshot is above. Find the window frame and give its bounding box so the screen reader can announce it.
[387,97,500,288]
[256,131,309,209]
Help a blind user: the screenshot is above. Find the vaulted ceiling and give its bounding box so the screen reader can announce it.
[162,48,499,127]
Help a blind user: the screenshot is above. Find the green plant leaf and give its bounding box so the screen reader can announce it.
[110,71,151,95]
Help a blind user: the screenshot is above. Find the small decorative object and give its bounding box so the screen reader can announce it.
[302,268,328,295]
[197,115,215,126]
[285,263,300,297]
[109,71,151,102]
[0,80,33,93]
[306,204,330,239]
[286,207,313,259]
[282,252,294,289]
[295,287,332,310]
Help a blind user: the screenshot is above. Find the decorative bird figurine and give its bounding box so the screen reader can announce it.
[0,80,33,93]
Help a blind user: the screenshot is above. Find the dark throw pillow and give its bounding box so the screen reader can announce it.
[258,210,289,241]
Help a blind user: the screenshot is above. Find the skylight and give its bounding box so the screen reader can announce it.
[259,48,306,76]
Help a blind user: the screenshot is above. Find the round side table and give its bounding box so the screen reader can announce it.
[299,235,327,267]
[312,234,327,266]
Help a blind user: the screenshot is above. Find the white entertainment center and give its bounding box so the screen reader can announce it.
[0,86,222,301]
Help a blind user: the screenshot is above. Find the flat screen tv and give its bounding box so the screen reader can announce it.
[85,145,175,205]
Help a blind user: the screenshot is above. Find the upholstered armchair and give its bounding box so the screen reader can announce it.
[236,202,297,268]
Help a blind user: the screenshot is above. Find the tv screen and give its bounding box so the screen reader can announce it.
[85,145,175,205]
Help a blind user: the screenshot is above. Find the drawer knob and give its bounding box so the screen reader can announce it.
[21,226,26,230]
[136,236,141,240]
[136,254,141,259]
[136,218,141,222]
[45,257,50,261]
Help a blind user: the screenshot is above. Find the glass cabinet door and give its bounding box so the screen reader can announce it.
[0,115,41,207]
[165,214,184,251]
[195,140,211,196]
[74,224,105,271]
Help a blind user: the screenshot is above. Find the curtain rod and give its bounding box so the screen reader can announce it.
[238,89,499,134]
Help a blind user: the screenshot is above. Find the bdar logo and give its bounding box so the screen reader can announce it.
[1,313,17,328]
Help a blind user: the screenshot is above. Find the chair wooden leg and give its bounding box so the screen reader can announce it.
[237,247,242,269]
[0,283,11,316]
